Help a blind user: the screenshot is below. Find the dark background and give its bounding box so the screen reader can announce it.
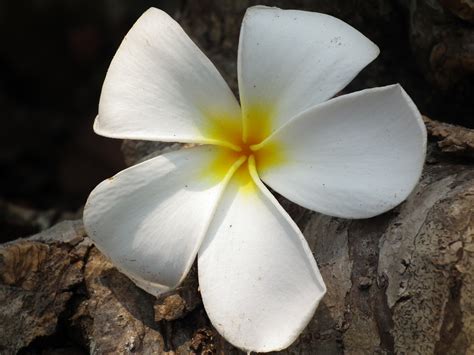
[0,1,180,239]
[1,0,473,241]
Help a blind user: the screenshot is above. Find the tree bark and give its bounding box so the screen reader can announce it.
[1,132,474,354]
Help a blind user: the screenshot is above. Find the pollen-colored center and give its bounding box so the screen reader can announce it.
[202,104,286,190]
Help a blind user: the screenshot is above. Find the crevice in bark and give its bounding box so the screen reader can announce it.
[435,271,465,354]
[345,216,395,353]
[374,272,395,354]
[18,269,90,355]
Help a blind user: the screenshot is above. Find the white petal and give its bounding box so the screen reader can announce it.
[95,8,241,149]
[83,146,244,296]
[257,84,427,219]
[198,157,326,352]
[238,6,379,137]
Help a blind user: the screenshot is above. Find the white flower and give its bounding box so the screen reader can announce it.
[84,6,426,352]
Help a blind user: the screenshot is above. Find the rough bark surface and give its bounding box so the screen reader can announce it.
[1,138,474,354]
[424,115,474,158]
[2,1,474,354]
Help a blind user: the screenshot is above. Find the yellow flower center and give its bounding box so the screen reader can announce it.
[202,104,286,191]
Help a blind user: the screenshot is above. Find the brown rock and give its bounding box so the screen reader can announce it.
[440,0,474,22]
[153,266,201,323]
[70,247,165,354]
[424,115,474,158]
[0,220,87,354]
[404,0,474,91]
[154,294,187,322]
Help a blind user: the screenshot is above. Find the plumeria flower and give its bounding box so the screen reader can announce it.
[84,6,426,352]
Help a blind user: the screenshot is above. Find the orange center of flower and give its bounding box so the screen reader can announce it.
[202,104,286,191]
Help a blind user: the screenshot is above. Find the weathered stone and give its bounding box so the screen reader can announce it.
[402,0,474,95]
[154,294,187,322]
[424,115,474,158]
[0,220,87,354]
[70,248,165,354]
[440,0,474,22]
